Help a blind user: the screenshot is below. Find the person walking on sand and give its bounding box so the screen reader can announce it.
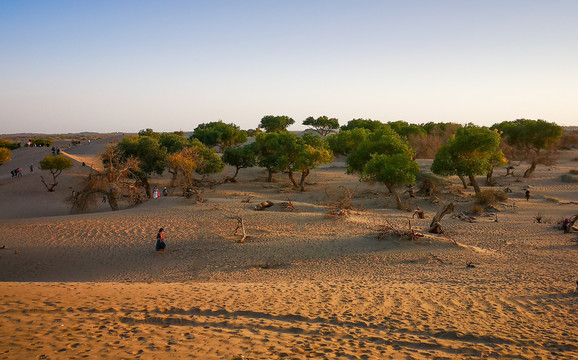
[563,218,570,234]
[153,186,159,198]
[156,228,166,253]
[163,186,168,197]
[525,190,530,201]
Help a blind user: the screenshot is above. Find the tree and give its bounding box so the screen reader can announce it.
[191,121,248,152]
[222,143,257,182]
[39,155,73,192]
[0,139,20,150]
[303,116,339,137]
[346,126,418,209]
[117,135,167,198]
[254,132,297,182]
[327,128,370,155]
[167,139,225,195]
[258,115,295,133]
[0,148,11,166]
[491,119,562,177]
[387,121,426,138]
[159,132,192,185]
[292,133,334,191]
[340,118,386,132]
[431,124,503,196]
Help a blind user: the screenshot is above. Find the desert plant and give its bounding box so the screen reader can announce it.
[476,190,496,206]
[39,155,73,192]
[470,204,484,216]
[562,175,578,183]
[0,147,11,166]
[569,169,578,175]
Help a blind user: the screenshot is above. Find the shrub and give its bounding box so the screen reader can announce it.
[494,191,508,202]
[561,174,578,183]
[569,169,578,175]
[470,204,484,216]
[476,190,496,206]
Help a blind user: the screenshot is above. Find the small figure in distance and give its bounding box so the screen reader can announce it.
[163,186,168,197]
[563,218,570,234]
[156,228,166,253]
[525,190,530,201]
[29,163,34,173]
[153,186,159,199]
[102,194,107,203]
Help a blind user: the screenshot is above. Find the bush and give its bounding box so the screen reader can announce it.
[561,174,578,183]
[569,169,578,175]
[476,190,496,206]
[0,139,20,150]
[470,204,484,216]
[494,191,508,202]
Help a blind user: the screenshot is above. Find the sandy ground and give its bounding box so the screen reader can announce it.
[0,135,577,359]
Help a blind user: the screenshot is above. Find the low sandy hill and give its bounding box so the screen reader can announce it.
[0,143,577,359]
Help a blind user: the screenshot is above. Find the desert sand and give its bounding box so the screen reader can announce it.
[0,135,577,359]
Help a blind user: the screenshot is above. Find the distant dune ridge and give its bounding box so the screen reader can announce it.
[1,133,577,359]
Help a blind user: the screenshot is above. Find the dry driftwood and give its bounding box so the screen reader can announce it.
[568,214,578,232]
[328,208,349,216]
[378,219,424,241]
[227,215,249,243]
[452,212,476,223]
[412,206,425,219]
[429,202,456,234]
[280,197,295,211]
[254,201,274,211]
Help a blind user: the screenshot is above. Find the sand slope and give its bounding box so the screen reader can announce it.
[1,137,577,359]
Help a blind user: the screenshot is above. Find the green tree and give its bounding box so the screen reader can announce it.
[222,143,257,182]
[491,119,562,177]
[0,139,20,150]
[159,132,192,185]
[254,132,297,182]
[303,116,339,137]
[431,124,503,196]
[138,128,158,138]
[340,118,386,132]
[191,121,247,152]
[327,128,370,155]
[258,115,295,133]
[388,121,426,138]
[39,154,73,192]
[118,135,167,198]
[292,133,334,191]
[0,147,11,165]
[346,126,418,209]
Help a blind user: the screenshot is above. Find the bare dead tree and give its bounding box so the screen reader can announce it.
[226,214,249,243]
[429,202,456,234]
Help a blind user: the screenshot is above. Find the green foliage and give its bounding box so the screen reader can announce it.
[246,128,263,137]
[387,121,427,138]
[327,128,370,155]
[361,153,419,192]
[190,139,225,175]
[432,125,504,194]
[0,139,20,150]
[346,126,415,175]
[191,121,247,152]
[491,119,562,154]
[39,155,73,171]
[31,138,53,147]
[138,128,159,138]
[159,132,190,154]
[222,143,257,180]
[340,118,386,132]
[293,133,334,190]
[303,116,339,136]
[259,115,295,133]
[255,132,298,177]
[0,147,11,165]
[118,136,167,176]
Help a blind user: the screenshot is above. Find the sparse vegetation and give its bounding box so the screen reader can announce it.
[561,174,578,183]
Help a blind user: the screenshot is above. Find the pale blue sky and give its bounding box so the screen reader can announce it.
[1,0,577,134]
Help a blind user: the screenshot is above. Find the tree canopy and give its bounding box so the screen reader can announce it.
[303,116,339,137]
[431,124,504,196]
[491,119,562,177]
[39,154,74,192]
[346,125,418,209]
[191,121,247,152]
[222,143,257,182]
[258,115,295,133]
[0,147,11,165]
[327,128,370,156]
[340,118,386,132]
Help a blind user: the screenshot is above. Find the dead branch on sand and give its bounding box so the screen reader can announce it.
[280,197,295,211]
[429,202,456,234]
[254,201,274,211]
[451,212,476,223]
[412,206,425,219]
[378,219,424,241]
[226,214,249,243]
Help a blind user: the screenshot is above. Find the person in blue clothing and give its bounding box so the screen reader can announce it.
[156,228,166,253]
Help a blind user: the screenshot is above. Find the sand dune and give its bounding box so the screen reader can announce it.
[1,136,577,359]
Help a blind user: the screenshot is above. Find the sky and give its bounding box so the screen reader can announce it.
[1,0,577,134]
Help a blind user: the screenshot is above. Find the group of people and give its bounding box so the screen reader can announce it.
[152,186,168,198]
[51,146,61,155]
[10,164,35,178]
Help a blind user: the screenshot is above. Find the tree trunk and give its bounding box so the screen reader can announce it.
[139,177,151,198]
[287,171,299,189]
[299,169,310,192]
[469,175,481,197]
[40,175,57,192]
[486,167,494,185]
[386,185,403,210]
[231,167,240,182]
[458,175,468,189]
[429,202,456,233]
[267,168,274,182]
[169,168,178,187]
[107,189,119,211]
[523,161,537,178]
